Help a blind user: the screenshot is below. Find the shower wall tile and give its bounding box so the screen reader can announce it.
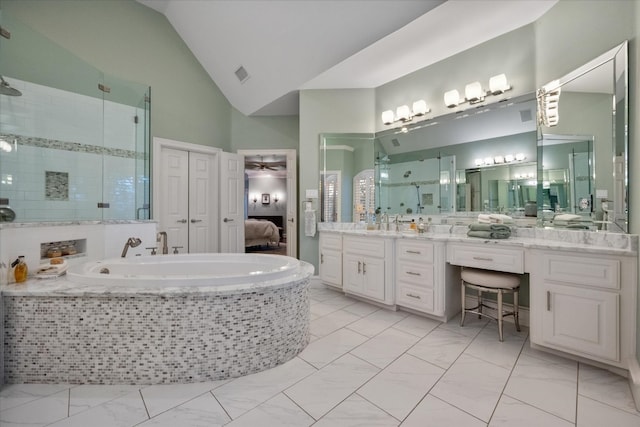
[0,79,144,222]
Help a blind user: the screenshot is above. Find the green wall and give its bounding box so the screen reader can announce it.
[2,0,232,150]
[230,108,299,152]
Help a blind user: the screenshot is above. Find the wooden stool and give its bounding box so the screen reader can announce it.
[460,267,521,341]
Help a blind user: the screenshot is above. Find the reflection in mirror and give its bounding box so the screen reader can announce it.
[319,133,375,223]
[538,41,628,232]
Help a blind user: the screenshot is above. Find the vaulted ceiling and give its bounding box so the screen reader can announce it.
[137,0,557,116]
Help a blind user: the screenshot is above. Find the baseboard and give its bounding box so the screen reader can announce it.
[464,294,530,328]
[628,358,640,411]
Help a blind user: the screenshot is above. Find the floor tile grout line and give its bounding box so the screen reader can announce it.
[139,388,151,421]
[575,362,581,425]
[575,368,640,418]
[485,333,529,426]
[209,390,233,423]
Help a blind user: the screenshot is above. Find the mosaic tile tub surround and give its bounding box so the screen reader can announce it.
[3,278,310,384]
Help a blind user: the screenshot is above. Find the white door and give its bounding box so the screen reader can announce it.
[285,150,297,258]
[159,147,189,251]
[220,152,245,252]
[189,152,217,253]
[153,137,221,254]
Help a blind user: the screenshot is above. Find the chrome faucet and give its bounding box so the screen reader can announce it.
[157,231,168,255]
[121,237,142,257]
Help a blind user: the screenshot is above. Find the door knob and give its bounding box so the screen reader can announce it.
[224,218,234,223]
[288,218,294,223]
[190,219,202,223]
[176,219,187,223]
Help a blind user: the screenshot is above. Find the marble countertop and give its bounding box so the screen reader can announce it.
[319,225,638,257]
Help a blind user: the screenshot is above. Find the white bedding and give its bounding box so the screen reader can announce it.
[245,219,280,247]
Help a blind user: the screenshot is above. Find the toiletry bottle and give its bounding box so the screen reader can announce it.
[418,217,425,234]
[409,219,417,231]
[12,256,28,283]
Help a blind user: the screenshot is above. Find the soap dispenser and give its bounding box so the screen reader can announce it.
[12,256,28,283]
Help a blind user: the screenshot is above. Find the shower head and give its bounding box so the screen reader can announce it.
[0,77,22,96]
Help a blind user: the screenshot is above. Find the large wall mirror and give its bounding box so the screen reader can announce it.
[320,41,629,233]
[538,41,628,232]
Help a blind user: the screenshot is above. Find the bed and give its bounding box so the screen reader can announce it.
[245,217,281,247]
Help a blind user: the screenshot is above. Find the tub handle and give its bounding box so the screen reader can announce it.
[176,219,187,223]
[224,218,234,223]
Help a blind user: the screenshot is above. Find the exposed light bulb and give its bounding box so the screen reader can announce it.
[444,89,460,108]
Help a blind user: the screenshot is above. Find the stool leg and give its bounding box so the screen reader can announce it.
[477,289,483,319]
[460,280,466,327]
[497,290,504,342]
[514,289,521,332]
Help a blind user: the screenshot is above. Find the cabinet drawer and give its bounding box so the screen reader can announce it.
[397,283,435,312]
[541,254,619,290]
[447,244,524,273]
[320,233,342,250]
[396,240,433,263]
[344,236,385,258]
[396,260,434,288]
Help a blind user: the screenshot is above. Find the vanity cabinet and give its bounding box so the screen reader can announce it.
[319,232,343,288]
[342,235,394,305]
[529,250,636,367]
[395,239,450,317]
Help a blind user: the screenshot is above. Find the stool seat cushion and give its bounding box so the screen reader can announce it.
[461,268,520,289]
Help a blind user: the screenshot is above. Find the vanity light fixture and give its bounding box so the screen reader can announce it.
[465,81,484,103]
[474,158,484,166]
[445,74,512,108]
[489,73,511,94]
[381,100,431,125]
[504,154,515,163]
[444,90,460,108]
[494,155,504,164]
[474,153,526,168]
[484,157,494,165]
[515,153,526,161]
[537,79,561,127]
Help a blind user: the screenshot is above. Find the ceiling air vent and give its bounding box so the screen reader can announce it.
[234,65,250,84]
[391,138,400,147]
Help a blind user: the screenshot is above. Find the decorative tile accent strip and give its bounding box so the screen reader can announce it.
[2,133,146,160]
[3,278,310,384]
[44,171,69,200]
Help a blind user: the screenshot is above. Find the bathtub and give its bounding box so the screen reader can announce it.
[3,254,314,384]
[67,253,305,288]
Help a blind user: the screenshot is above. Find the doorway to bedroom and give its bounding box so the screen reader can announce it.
[239,149,297,258]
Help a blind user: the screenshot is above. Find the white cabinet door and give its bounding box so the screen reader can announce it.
[320,249,342,288]
[343,253,364,294]
[361,256,385,301]
[539,281,619,362]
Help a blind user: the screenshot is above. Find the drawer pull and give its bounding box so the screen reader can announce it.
[407,271,421,276]
[321,254,324,264]
[362,262,366,274]
[547,291,551,311]
[406,250,422,254]
[406,293,421,300]
[473,256,494,261]
[357,261,361,274]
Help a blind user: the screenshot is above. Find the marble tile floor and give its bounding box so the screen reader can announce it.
[2,279,640,426]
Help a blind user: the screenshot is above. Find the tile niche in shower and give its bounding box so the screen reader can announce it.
[45,171,69,201]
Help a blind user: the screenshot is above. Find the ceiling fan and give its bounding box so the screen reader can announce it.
[245,158,286,171]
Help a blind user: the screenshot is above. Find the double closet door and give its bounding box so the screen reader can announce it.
[156,141,218,254]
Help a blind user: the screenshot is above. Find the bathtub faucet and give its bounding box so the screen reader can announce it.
[121,237,142,258]
[157,231,168,255]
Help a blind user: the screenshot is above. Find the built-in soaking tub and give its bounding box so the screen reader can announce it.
[2,254,313,385]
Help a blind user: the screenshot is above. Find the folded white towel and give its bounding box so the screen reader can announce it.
[36,260,68,279]
[554,214,582,221]
[489,214,514,224]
